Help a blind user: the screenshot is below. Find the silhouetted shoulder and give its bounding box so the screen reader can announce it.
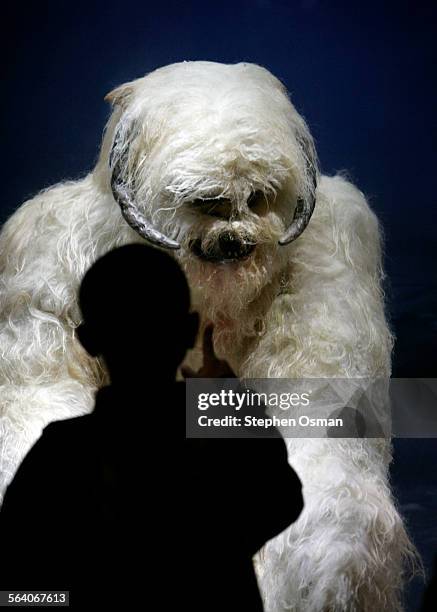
[2,415,96,512]
[43,413,95,436]
[32,415,96,467]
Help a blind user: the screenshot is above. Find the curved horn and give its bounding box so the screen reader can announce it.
[278,140,318,246]
[109,123,180,251]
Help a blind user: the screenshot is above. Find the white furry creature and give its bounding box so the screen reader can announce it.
[0,61,417,610]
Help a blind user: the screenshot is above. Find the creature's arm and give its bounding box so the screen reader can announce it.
[249,176,417,611]
[0,182,104,501]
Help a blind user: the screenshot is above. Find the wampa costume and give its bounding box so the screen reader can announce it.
[0,62,416,610]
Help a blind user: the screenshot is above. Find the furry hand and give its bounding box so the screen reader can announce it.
[181,323,235,378]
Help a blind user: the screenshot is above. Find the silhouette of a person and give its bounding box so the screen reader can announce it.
[0,243,303,610]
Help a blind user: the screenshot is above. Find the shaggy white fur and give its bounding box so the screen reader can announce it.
[0,61,417,610]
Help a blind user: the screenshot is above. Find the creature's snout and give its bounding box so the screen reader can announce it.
[190,231,256,264]
[219,232,255,260]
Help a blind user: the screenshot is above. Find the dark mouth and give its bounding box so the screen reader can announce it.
[190,238,256,264]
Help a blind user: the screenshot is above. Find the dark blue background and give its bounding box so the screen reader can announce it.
[1,1,436,609]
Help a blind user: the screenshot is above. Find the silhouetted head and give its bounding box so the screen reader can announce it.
[77,243,199,385]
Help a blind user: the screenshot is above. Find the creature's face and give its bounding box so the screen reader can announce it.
[157,156,297,272]
[97,61,318,336]
[184,192,268,264]
[172,183,291,321]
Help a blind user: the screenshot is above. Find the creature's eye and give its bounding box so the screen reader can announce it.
[190,198,233,218]
[247,191,269,216]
